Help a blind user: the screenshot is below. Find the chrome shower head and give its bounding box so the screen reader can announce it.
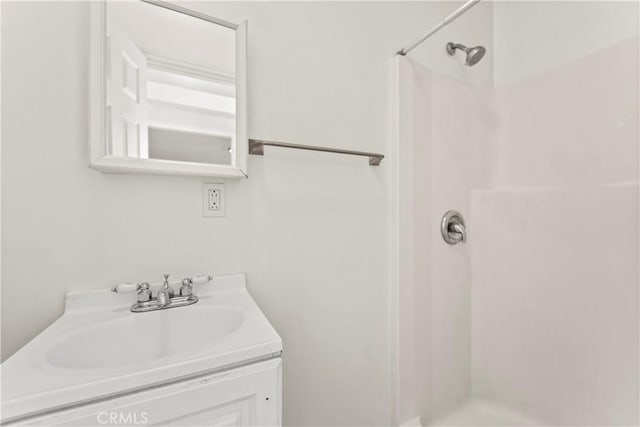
[446,42,486,66]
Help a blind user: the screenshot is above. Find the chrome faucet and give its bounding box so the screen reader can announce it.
[157,274,173,308]
[111,274,213,313]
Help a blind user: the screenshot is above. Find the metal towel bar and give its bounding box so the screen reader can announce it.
[248,139,384,166]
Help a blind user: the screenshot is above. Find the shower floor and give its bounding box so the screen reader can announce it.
[429,399,545,426]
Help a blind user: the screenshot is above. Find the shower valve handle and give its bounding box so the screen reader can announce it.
[441,210,467,245]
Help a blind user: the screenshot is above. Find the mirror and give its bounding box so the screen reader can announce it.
[89,1,247,178]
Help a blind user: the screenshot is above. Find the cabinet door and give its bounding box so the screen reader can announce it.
[19,358,281,426]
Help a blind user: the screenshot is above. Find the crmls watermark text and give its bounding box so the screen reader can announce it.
[96,411,148,425]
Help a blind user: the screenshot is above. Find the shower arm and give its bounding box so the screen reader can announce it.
[397,0,481,56]
[447,43,467,53]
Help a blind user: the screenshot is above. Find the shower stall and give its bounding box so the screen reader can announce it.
[392,1,639,425]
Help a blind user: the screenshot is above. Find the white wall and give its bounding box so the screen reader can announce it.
[493,1,640,87]
[1,2,491,426]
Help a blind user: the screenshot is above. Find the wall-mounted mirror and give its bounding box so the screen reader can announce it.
[89,1,247,178]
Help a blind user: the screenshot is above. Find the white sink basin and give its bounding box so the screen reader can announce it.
[46,306,244,369]
[1,274,282,424]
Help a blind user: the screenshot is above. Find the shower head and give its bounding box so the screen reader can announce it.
[446,42,486,66]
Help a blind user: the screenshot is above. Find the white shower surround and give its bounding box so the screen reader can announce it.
[394,58,478,424]
[394,5,639,425]
[471,34,639,425]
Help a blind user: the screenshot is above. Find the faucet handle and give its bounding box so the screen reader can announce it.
[179,278,193,297]
[190,275,213,285]
[448,222,466,243]
[136,283,151,302]
[179,275,213,296]
[441,210,466,245]
[111,283,140,294]
[111,282,151,303]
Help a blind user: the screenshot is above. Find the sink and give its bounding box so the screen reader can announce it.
[46,306,244,370]
[1,274,282,423]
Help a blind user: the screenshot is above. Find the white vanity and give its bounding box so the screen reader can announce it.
[1,274,283,426]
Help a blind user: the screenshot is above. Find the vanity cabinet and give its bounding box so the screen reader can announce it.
[2,274,283,426]
[13,358,281,426]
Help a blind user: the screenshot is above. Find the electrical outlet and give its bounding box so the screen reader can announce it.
[208,189,221,211]
[203,183,225,217]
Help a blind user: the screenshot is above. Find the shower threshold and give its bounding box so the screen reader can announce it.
[428,399,546,426]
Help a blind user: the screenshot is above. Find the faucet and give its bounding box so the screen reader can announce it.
[157,274,174,308]
[111,274,213,313]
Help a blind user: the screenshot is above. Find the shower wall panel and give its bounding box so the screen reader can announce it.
[395,57,432,425]
[396,58,494,424]
[495,37,639,189]
[470,36,640,425]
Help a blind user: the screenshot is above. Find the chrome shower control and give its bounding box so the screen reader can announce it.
[441,210,467,245]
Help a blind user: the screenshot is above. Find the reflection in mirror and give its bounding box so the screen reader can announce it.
[106,1,236,166]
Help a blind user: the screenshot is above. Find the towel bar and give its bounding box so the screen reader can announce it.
[248,139,384,166]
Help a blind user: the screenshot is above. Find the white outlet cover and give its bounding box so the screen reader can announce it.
[203,183,225,217]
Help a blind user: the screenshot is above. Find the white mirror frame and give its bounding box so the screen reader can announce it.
[89,1,248,178]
